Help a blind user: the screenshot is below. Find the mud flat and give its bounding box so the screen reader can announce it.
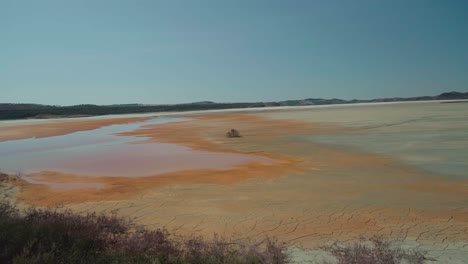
[0,116,150,142]
[2,102,468,263]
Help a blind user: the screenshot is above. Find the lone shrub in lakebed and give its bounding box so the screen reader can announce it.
[226,129,242,138]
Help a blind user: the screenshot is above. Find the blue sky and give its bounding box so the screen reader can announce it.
[2,0,467,105]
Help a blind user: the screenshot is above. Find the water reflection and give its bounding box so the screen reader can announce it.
[0,117,271,188]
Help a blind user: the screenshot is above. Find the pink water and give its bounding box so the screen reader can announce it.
[0,117,272,189]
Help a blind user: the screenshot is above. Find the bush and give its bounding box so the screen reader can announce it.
[0,172,10,182]
[320,236,428,264]
[0,202,288,264]
[226,129,242,138]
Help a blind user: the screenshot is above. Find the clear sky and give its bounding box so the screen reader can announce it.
[2,0,468,105]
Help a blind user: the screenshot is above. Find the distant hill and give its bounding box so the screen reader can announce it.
[0,103,55,111]
[435,91,468,100]
[275,91,468,106]
[1,91,467,120]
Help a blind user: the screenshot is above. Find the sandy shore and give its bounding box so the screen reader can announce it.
[7,111,468,262]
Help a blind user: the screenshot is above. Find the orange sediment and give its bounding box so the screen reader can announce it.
[15,113,316,206]
[8,112,468,251]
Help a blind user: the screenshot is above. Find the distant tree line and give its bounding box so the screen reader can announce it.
[1,91,466,120]
[0,102,275,120]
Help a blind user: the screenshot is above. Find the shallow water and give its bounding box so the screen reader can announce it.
[261,102,468,178]
[0,117,271,188]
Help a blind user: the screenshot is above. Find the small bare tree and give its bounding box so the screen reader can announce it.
[226,129,241,138]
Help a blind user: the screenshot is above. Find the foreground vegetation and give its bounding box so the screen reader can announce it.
[321,237,428,264]
[0,174,432,264]
[0,202,288,264]
[0,201,432,264]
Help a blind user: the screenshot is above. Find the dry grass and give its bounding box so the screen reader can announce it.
[320,236,428,264]
[0,202,288,264]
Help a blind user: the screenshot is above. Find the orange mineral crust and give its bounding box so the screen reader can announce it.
[9,111,468,256]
